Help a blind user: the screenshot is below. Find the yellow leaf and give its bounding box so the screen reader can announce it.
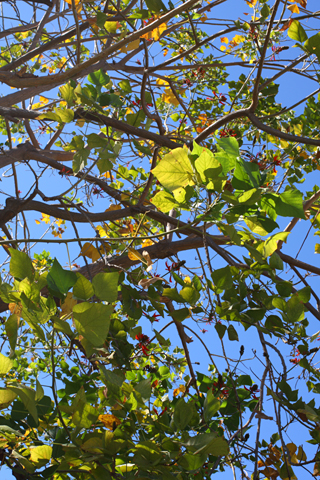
[40,213,50,224]
[246,0,257,6]
[280,139,289,149]
[35,220,40,224]
[220,45,227,52]
[184,276,191,284]
[80,242,96,259]
[120,38,140,53]
[76,118,85,127]
[163,48,168,56]
[9,303,22,320]
[98,414,121,430]
[106,204,121,211]
[91,246,102,262]
[121,193,131,202]
[288,4,300,13]
[156,77,169,86]
[200,13,208,22]
[315,244,320,253]
[96,225,108,238]
[286,443,297,457]
[103,171,113,179]
[142,239,153,248]
[161,87,182,106]
[60,292,77,317]
[39,96,48,105]
[128,248,144,262]
[220,37,229,44]
[173,384,186,396]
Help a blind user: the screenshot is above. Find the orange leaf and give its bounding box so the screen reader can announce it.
[98,414,121,430]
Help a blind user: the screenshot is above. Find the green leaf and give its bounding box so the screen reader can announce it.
[8,384,38,424]
[276,281,292,297]
[35,379,44,402]
[232,158,261,191]
[104,21,118,33]
[97,157,113,174]
[0,353,13,375]
[215,322,227,339]
[184,432,229,456]
[86,133,108,148]
[0,388,17,409]
[96,11,108,28]
[215,151,236,175]
[38,111,61,122]
[195,150,222,183]
[30,445,52,466]
[59,83,74,104]
[6,314,18,352]
[73,148,89,173]
[269,252,284,270]
[145,0,166,13]
[173,398,194,430]
[126,110,145,127]
[72,387,98,428]
[179,286,200,305]
[9,249,34,281]
[73,302,112,346]
[211,266,233,291]
[217,136,240,159]
[276,190,305,219]
[162,288,185,303]
[92,272,119,302]
[238,188,261,205]
[204,390,220,422]
[88,70,110,88]
[133,140,152,156]
[296,286,311,303]
[57,109,74,123]
[304,32,320,60]
[288,20,308,43]
[53,317,73,336]
[178,453,207,472]
[73,274,94,300]
[261,232,290,257]
[135,378,152,400]
[227,325,239,341]
[152,190,178,213]
[170,307,189,322]
[152,146,194,192]
[287,295,304,323]
[118,79,132,93]
[261,3,270,17]
[47,259,77,299]
[260,193,278,221]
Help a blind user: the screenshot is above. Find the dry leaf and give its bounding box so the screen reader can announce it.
[255,412,273,420]
[138,277,168,289]
[142,250,153,272]
[61,292,77,317]
[9,303,22,320]
[106,204,121,211]
[120,38,140,53]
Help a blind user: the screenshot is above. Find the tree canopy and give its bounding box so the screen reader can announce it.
[1,0,320,478]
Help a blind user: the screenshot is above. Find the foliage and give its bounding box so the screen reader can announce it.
[0,0,320,479]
